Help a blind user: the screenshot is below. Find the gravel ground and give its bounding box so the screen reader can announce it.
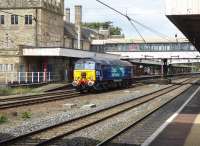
[110,80,200,146]
[0,84,170,139]
[48,84,192,146]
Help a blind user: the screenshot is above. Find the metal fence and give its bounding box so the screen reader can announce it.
[0,72,59,85]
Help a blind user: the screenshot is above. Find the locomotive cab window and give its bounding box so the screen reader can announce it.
[84,61,95,70]
[75,61,95,70]
[75,63,84,70]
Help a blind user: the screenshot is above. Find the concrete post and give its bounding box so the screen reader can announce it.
[49,72,51,82]
[25,72,28,83]
[32,72,34,83]
[18,72,21,84]
[38,72,40,83]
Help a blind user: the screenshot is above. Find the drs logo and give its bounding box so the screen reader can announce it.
[111,67,125,77]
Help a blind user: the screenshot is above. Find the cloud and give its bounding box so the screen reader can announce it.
[65,0,184,38]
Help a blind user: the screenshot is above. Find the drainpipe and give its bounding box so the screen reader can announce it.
[34,8,38,47]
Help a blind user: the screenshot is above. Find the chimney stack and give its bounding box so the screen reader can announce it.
[75,5,82,49]
[64,8,70,22]
[75,5,82,26]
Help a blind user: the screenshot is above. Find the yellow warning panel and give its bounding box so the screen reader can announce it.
[74,70,96,81]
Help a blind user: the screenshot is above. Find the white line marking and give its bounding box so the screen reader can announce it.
[141,86,200,146]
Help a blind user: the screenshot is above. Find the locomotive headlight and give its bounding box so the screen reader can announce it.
[88,80,94,86]
[72,81,78,86]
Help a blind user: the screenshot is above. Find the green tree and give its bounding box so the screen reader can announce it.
[82,21,122,35]
[110,26,122,35]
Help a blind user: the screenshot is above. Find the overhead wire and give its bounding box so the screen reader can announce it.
[96,0,146,43]
[1,2,171,43]
[128,17,146,43]
[96,0,172,42]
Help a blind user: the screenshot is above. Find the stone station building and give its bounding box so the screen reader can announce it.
[0,0,116,84]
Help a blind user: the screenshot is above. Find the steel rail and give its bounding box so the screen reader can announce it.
[96,80,195,146]
[0,78,193,146]
[37,78,193,146]
[0,74,194,109]
[0,89,77,102]
[0,91,80,109]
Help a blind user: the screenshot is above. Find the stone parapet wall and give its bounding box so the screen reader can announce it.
[0,0,64,15]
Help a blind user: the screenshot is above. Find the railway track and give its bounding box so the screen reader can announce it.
[95,78,196,146]
[0,83,141,109]
[0,89,80,109]
[0,78,194,146]
[0,75,190,110]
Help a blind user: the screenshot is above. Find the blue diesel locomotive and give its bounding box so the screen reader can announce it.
[72,58,133,92]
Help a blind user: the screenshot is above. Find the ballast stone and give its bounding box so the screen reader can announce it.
[82,104,96,109]
[63,103,77,109]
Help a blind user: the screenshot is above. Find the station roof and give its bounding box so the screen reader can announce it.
[107,51,200,59]
[76,58,132,66]
[110,51,200,64]
[166,0,200,51]
[22,47,120,60]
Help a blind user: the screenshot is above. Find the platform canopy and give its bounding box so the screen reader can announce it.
[107,51,200,64]
[22,47,120,60]
[108,51,200,59]
[166,0,200,51]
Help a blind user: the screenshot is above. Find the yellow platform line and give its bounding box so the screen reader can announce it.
[184,114,200,146]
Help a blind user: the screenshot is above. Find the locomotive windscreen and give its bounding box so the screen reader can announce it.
[75,61,95,70]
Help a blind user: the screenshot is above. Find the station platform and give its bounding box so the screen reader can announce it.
[144,87,200,146]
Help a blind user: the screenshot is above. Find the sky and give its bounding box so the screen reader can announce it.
[65,0,185,38]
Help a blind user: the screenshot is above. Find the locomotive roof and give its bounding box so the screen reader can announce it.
[76,58,132,66]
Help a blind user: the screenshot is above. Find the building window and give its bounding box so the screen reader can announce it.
[0,64,14,72]
[11,15,18,24]
[4,64,8,71]
[0,64,3,71]
[25,15,32,25]
[0,15,4,24]
[10,64,14,71]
